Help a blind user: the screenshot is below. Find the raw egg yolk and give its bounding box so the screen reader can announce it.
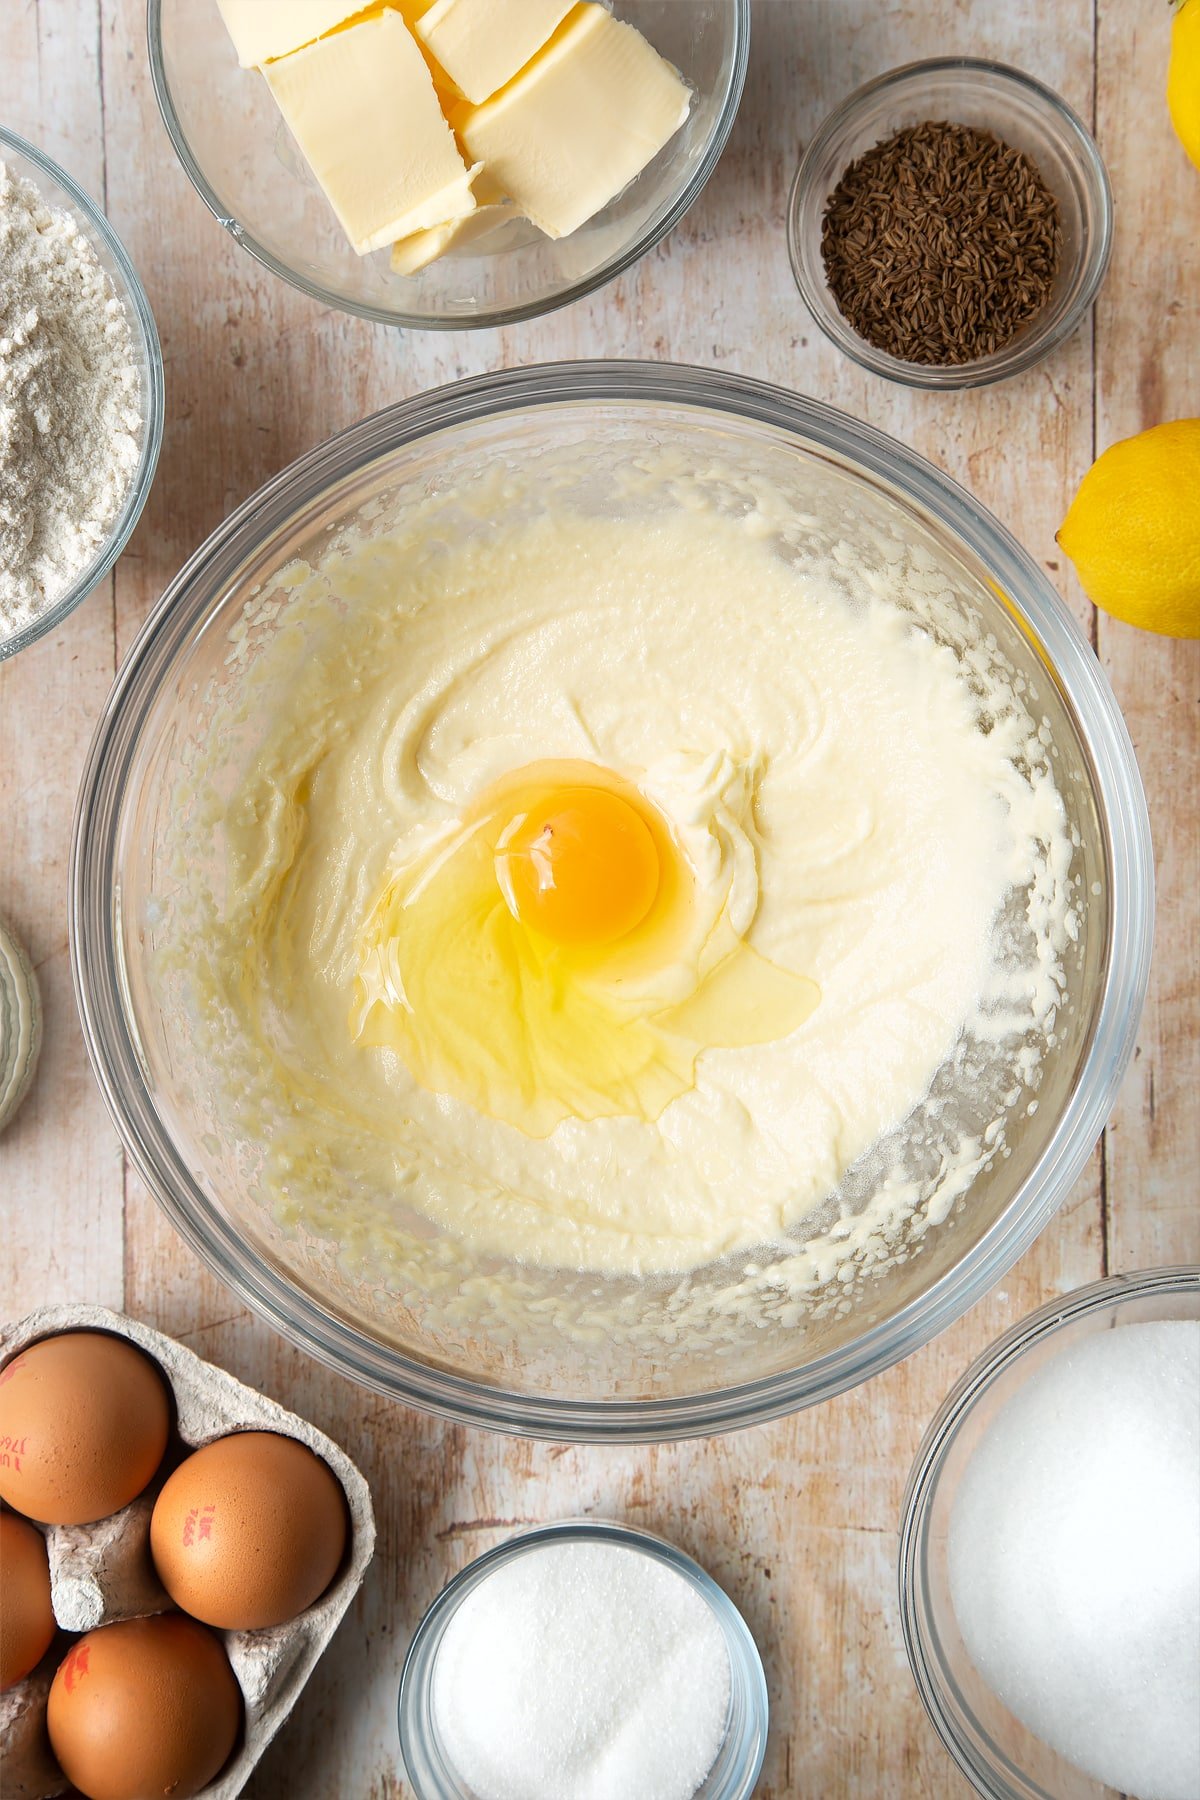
[352,759,820,1137]
[494,786,660,947]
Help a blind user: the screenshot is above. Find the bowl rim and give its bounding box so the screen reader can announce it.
[896,1265,1200,1800]
[144,0,751,331]
[396,1516,769,1800]
[0,126,165,661]
[69,360,1155,1442]
[786,56,1115,392]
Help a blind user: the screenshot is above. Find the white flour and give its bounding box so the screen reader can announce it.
[0,159,141,638]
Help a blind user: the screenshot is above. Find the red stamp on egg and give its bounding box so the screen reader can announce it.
[182,1503,217,1547]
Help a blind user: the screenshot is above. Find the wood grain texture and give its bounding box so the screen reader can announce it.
[1094,0,1200,1273]
[2,2,1197,1796]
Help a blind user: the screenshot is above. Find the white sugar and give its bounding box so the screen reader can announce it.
[949,1319,1200,1800]
[430,1539,732,1800]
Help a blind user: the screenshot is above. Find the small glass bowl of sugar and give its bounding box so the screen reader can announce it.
[398,1518,768,1800]
[900,1266,1200,1800]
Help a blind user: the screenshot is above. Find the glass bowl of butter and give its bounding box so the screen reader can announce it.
[148,0,749,328]
[71,363,1152,1441]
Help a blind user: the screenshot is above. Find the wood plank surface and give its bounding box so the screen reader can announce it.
[1094,0,1200,1273]
[2,3,1197,1796]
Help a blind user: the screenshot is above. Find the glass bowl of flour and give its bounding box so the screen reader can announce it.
[0,128,163,660]
[71,364,1152,1440]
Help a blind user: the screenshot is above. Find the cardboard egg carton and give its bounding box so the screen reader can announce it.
[0,1305,375,1799]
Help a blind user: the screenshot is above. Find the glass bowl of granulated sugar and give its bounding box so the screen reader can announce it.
[398,1519,768,1800]
[0,127,164,661]
[900,1267,1200,1800]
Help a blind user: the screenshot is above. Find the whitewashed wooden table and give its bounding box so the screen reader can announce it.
[3,3,1198,1794]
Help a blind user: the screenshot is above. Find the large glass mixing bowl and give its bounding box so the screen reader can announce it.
[70,365,1153,1440]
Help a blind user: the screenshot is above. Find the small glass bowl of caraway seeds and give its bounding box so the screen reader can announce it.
[788,58,1112,389]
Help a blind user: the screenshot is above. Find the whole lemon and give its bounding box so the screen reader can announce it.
[1168,0,1200,170]
[1056,420,1200,638]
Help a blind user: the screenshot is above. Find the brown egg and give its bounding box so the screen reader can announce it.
[150,1431,347,1630]
[0,1332,170,1525]
[0,1511,56,1690]
[46,1613,240,1800]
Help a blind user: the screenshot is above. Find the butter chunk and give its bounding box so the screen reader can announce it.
[455,3,691,239]
[264,9,478,255]
[216,0,369,68]
[391,199,517,274]
[416,0,575,104]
